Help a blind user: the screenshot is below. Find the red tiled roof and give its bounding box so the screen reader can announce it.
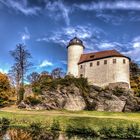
[78,50,130,64]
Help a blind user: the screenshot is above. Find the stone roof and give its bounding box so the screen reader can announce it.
[78,50,130,64]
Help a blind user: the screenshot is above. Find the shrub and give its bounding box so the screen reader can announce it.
[126,124,139,138]
[8,129,32,140]
[66,124,97,137]
[25,96,41,106]
[0,117,10,135]
[50,119,61,131]
[29,122,59,140]
[112,87,124,96]
[28,122,42,137]
[99,124,140,138]
[99,126,115,138]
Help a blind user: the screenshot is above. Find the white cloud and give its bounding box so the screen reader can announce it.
[39,60,53,67]
[36,25,105,50]
[61,60,67,65]
[132,36,140,48]
[21,27,30,42]
[75,1,140,11]
[123,36,140,61]
[99,42,115,49]
[0,0,41,15]
[45,0,70,25]
[124,48,140,61]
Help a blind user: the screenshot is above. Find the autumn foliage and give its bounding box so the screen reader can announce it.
[0,73,15,106]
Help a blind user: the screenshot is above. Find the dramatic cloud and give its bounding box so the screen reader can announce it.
[75,1,140,11]
[45,0,70,26]
[36,25,105,49]
[39,60,53,67]
[0,0,41,15]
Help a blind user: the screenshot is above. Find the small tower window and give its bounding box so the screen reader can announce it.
[90,62,93,67]
[80,65,83,69]
[97,61,100,66]
[104,60,107,64]
[123,59,126,64]
[80,74,83,77]
[113,59,116,64]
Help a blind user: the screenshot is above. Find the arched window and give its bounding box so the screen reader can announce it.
[80,65,83,69]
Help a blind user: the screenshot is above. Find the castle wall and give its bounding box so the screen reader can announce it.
[78,57,130,87]
[67,44,83,77]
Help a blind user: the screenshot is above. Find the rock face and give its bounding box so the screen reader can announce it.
[21,84,86,111]
[19,84,140,112]
[86,86,140,112]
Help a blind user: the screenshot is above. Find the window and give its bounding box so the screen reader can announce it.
[113,59,116,64]
[90,62,93,67]
[90,55,95,58]
[123,59,126,64]
[104,60,107,64]
[97,61,100,66]
[80,65,83,69]
[80,74,83,77]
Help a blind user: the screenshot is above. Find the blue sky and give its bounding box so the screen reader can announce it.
[0,0,140,74]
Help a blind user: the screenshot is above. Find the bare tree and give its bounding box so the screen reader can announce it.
[27,72,40,84]
[10,44,32,102]
[51,68,65,79]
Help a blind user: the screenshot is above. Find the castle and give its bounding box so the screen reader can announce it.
[67,37,130,88]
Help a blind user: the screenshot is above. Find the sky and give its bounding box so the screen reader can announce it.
[0,0,140,74]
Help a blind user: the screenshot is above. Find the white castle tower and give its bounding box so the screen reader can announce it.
[67,37,85,77]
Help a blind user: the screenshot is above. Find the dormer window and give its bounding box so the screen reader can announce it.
[90,55,95,58]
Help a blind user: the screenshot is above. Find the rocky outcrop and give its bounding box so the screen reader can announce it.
[86,86,140,112]
[19,84,140,112]
[20,84,86,111]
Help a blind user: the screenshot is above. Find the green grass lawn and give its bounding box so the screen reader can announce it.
[0,108,140,131]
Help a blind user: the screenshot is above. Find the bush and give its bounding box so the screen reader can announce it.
[50,119,61,131]
[25,96,41,106]
[99,126,115,138]
[0,117,10,135]
[126,124,139,138]
[28,122,59,140]
[66,124,97,137]
[29,122,42,137]
[99,124,140,138]
[8,129,32,140]
[113,87,124,96]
